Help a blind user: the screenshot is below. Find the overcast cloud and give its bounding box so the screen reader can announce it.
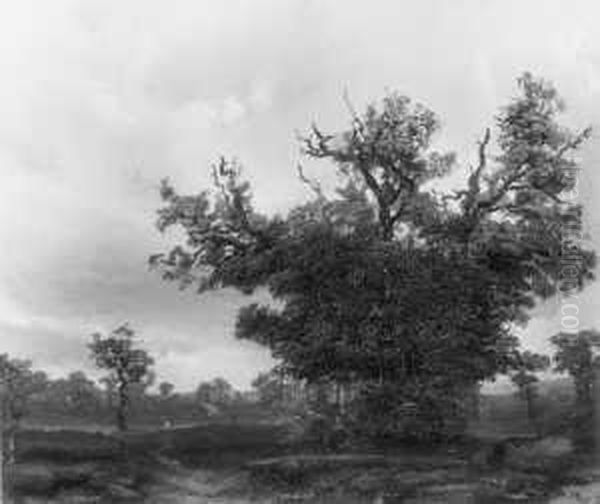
[1,0,600,390]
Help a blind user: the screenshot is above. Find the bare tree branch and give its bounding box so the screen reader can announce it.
[342,87,366,141]
[463,128,491,211]
[482,126,590,214]
[210,157,268,245]
[296,163,325,200]
[556,126,592,159]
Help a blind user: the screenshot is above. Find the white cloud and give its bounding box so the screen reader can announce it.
[221,96,246,125]
[249,79,275,111]
[1,0,599,390]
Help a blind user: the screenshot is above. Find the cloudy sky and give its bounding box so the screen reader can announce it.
[1,0,600,391]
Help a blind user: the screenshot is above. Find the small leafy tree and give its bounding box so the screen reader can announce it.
[211,377,234,405]
[88,324,154,431]
[252,370,286,411]
[552,330,600,418]
[551,329,600,450]
[195,377,234,406]
[252,367,312,416]
[47,371,102,416]
[510,351,550,435]
[158,381,175,400]
[0,353,47,494]
[195,382,213,405]
[0,356,47,429]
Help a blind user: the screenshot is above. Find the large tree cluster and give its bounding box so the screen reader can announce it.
[150,74,595,436]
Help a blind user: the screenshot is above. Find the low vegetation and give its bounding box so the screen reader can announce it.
[2,379,590,503]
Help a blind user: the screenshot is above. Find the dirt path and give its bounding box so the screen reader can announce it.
[143,457,260,504]
[550,484,600,503]
[548,467,600,503]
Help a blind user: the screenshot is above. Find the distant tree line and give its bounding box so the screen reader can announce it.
[2,326,600,454]
[0,324,268,439]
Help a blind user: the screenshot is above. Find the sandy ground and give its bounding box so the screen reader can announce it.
[548,466,600,504]
[144,458,256,504]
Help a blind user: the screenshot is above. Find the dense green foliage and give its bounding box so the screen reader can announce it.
[149,73,595,437]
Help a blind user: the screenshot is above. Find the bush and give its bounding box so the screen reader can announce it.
[299,415,350,451]
[504,436,575,475]
[343,382,468,443]
[16,430,121,463]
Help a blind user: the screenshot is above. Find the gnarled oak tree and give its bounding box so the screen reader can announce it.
[151,74,595,436]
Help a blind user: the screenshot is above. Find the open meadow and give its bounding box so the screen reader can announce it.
[8,385,594,504]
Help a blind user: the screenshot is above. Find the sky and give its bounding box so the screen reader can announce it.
[1,0,600,391]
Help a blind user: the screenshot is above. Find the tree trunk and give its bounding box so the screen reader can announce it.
[471,383,481,421]
[117,383,129,432]
[0,413,3,504]
[5,425,15,466]
[574,379,594,451]
[593,365,600,456]
[0,396,6,504]
[0,402,15,504]
[0,433,13,504]
[524,386,539,436]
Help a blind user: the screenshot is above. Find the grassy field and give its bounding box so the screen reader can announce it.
[8,424,583,503]
[6,383,585,503]
[10,422,291,502]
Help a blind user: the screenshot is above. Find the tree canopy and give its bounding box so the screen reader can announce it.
[151,73,595,434]
[0,354,47,425]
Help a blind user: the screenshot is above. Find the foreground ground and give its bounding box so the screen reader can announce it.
[8,424,600,503]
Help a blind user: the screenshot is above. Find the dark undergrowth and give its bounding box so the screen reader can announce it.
[9,422,590,503]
